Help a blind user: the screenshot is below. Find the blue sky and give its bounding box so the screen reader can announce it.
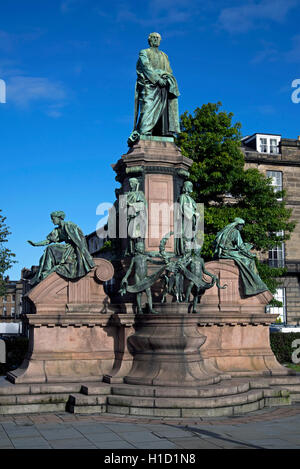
[1,0,300,279]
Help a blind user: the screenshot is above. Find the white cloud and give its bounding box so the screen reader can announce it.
[218,0,298,34]
[7,76,66,108]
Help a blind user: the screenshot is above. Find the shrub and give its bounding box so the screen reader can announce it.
[270,332,300,363]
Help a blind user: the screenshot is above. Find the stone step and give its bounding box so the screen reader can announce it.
[269,375,300,385]
[105,388,290,418]
[0,402,67,415]
[107,389,266,410]
[80,383,112,395]
[67,404,106,414]
[68,393,107,406]
[270,384,300,402]
[0,393,70,406]
[111,381,251,398]
[0,378,85,396]
[106,400,266,418]
[66,393,107,414]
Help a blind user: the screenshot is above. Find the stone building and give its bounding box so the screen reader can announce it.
[242,133,300,325]
[86,229,105,257]
[0,277,23,318]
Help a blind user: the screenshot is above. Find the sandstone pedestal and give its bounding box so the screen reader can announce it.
[1,256,300,416]
[113,138,193,253]
[6,259,135,385]
[123,305,230,387]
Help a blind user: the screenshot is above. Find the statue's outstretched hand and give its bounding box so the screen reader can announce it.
[27,240,36,246]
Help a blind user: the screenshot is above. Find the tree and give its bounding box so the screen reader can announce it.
[176,102,296,294]
[0,210,16,295]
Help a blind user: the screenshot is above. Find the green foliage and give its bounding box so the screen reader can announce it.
[255,262,287,295]
[178,102,244,202]
[270,332,300,363]
[99,240,113,252]
[176,102,296,294]
[0,210,16,295]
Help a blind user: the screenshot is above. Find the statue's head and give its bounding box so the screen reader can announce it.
[194,246,202,257]
[148,32,161,48]
[234,217,245,231]
[129,177,139,191]
[183,181,193,194]
[50,210,65,225]
[135,241,145,254]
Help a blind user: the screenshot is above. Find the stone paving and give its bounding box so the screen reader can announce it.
[0,404,299,449]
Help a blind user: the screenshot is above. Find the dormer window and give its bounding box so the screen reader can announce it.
[258,135,280,154]
[242,133,281,154]
[260,138,268,153]
[270,139,279,154]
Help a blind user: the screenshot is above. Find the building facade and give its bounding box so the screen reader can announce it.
[242,133,300,325]
[0,277,23,318]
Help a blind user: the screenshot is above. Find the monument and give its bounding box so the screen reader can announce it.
[1,33,300,417]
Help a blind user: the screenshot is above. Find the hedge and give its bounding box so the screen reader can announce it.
[270,332,300,364]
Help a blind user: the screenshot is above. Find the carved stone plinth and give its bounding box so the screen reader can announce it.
[7,259,135,384]
[120,259,291,389]
[112,139,193,252]
[123,304,229,387]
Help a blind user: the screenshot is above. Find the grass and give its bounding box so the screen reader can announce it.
[284,363,300,372]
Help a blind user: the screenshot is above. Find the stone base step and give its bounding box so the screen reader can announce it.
[0,375,298,417]
[0,402,67,415]
[67,380,292,418]
[80,383,112,396]
[0,392,70,415]
[67,404,106,414]
[66,393,106,414]
[0,378,110,415]
[110,381,251,398]
[268,385,300,402]
[108,388,289,408]
[250,374,300,403]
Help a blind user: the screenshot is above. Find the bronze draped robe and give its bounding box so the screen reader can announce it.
[134,47,180,136]
[32,221,95,284]
[214,221,269,296]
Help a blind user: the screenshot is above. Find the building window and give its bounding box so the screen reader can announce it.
[11,306,15,316]
[260,138,268,153]
[269,231,285,268]
[270,138,279,154]
[3,307,6,316]
[257,135,280,154]
[267,170,283,200]
[269,287,286,323]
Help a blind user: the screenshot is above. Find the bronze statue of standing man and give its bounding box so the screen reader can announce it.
[128,32,180,146]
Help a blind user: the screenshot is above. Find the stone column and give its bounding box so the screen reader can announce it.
[112,137,193,253]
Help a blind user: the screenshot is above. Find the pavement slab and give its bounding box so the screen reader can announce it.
[0,403,298,449]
